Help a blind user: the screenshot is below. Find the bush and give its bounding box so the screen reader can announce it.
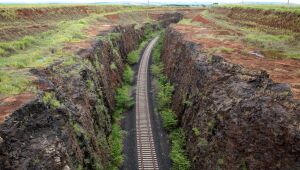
[123,65,134,84]
[157,82,174,111]
[170,129,191,170]
[151,63,163,78]
[161,109,177,131]
[127,50,139,65]
[115,85,134,111]
[109,124,123,169]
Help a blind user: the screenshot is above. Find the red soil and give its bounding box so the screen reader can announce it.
[192,15,211,24]
[105,14,120,21]
[0,93,35,123]
[16,6,89,19]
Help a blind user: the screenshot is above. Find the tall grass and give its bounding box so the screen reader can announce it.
[151,31,191,170]
[0,70,32,97]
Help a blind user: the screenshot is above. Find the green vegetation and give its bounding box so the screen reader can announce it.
[170,129,191,170]
[201,10,300,59]
[0,70,32,97]
[0,5,164,98]
[109,47,139,169]
[109,77,134,169]
[109,123,124,170]
[152,31,191,170]
[127,40,147,65]
[115,85,134,111]
[110,62,117,70]
[192,127,201,137]
[160,109,177,131]
[0,36,36,57]
[123,65,134,84]
[42,92,61,109]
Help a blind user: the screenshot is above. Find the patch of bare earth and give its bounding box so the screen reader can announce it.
[0,93,35,123]
[174,14,300,99]
[64,22,115,53]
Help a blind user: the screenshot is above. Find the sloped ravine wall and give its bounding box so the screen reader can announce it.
[0,13,182,170]
[161,27,300,170]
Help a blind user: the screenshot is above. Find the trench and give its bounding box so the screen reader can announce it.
[122,36,171,170]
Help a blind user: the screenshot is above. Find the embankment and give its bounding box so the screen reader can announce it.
[0,13,182,170]
[161,26,300,170]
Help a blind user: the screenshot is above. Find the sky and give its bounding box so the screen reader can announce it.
[0,0,299,4]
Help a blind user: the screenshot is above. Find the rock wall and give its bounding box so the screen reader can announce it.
[161,27,300,170]
[0,12,183,169]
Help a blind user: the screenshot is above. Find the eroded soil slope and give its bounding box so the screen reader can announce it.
[161,26,300,170]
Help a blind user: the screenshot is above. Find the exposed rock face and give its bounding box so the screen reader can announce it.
[161,27,300,170]
[0,13,183,170]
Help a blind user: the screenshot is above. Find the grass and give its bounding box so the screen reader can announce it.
[0,36,36,57]
[0,70,33,97]
[201,10,300,59]
[151,31,191,170]
[42,92,61,109]
[0,6,157,98]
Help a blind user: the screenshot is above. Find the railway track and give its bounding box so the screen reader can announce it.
[136,36,159,170]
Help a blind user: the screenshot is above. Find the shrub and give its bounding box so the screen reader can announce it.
[115,85,134,111]
[161,109,177,131]
[109,124,123,169]
[151,63,163,78]
[157,82,174,111]
[123,65,134,84]
[170,129,191,170]
[127,50,139,65]
[43,92,61,109]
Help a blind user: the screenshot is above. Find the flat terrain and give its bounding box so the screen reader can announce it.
[177,6,300,99]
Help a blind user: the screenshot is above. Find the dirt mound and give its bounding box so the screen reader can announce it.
[192,15,211,24]
[105,14,120,21]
